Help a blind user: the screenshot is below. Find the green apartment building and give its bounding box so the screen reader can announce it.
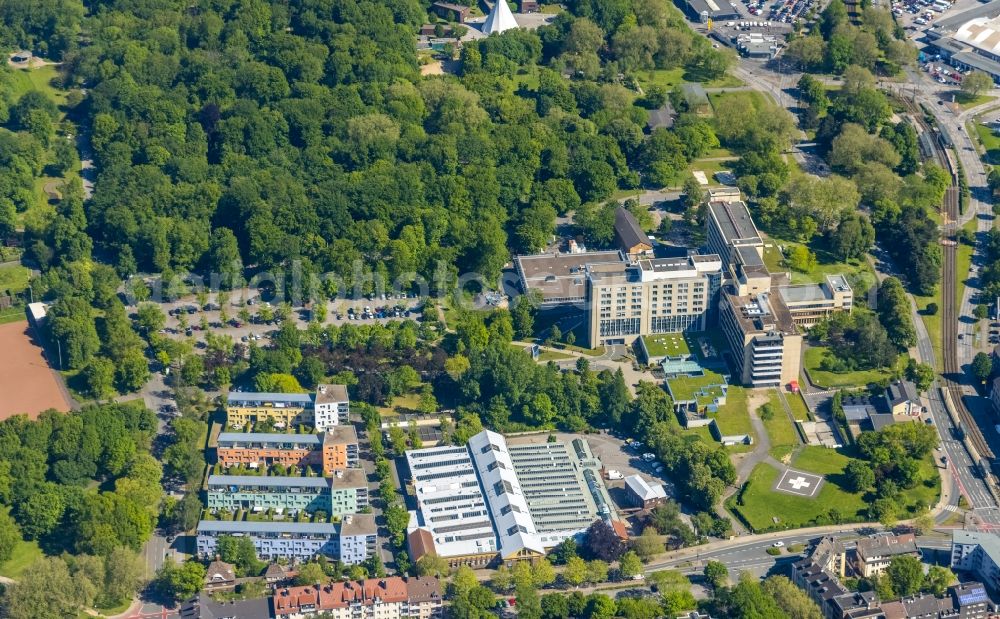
[207,471,368,516]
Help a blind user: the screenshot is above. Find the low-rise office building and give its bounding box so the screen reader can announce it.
[778,275,854,328]
[206,470,367,516]
[216,426,359,475]
[226,384,349,431]
[196,515,376,563]
[926,4,1000,84]
[624,475,668,509]
[514,250,627,309]
[271,576,442,619]
[883,381,922,417]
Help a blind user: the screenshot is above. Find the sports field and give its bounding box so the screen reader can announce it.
[0,320,72,418]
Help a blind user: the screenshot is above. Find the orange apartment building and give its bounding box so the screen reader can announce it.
[216,426,359,475]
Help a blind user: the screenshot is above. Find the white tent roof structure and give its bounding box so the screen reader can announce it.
[482,0,518,35]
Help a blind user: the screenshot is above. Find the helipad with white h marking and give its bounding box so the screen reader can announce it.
[773,468,823,498]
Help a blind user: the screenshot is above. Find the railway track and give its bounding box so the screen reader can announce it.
[904,98,995,463]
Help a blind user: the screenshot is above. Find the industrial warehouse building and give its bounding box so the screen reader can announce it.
[404,431,615,567]
[927,4,1000,83]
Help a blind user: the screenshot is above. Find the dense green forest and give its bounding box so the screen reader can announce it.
[0,0,733,295]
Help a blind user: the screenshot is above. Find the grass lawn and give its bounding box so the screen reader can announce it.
[0,263,30,294]
[955,93,995,110]
[630,68,686,96]
[763,391,800,451]
[956,218,977,317]
[634,68,743,92]
[642,333,691,358]
[679,386,753,452]
[544,341,605,356]
[971,119,1000,165]
[538,349,574,362]
[674,157,736,188]
[377,392,423,416]
[81,600,132,618]
[729,461,867,532]
[8,65,68,108]
[711,385,751,438]
[513,66,540,91]
[786,390,810,421]
[803,345,895,388]
[0,538,42,578]
[709,89,769,112]
[911,286,943,369]
[0,310,26,325]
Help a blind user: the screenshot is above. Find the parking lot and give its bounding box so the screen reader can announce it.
[569,431,680,507]
[133,293,425,348]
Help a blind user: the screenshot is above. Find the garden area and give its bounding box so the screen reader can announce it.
[803,345,898,388]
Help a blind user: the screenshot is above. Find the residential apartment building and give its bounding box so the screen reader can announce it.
[195,516,376,563]
[585,254,723,347]
[329,469,370,517]
[207,475,332,513]
[271,576,442,619]
[215,426,359,475]
[206,471,367,516]
[314,384,350,430]
[953,530,1000,591]
[406,576,446,619]
[795,535,992,619]
[339,514,378,565]
[225,384,349,431]
[854,533,920,578]
[792,538,883,619]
